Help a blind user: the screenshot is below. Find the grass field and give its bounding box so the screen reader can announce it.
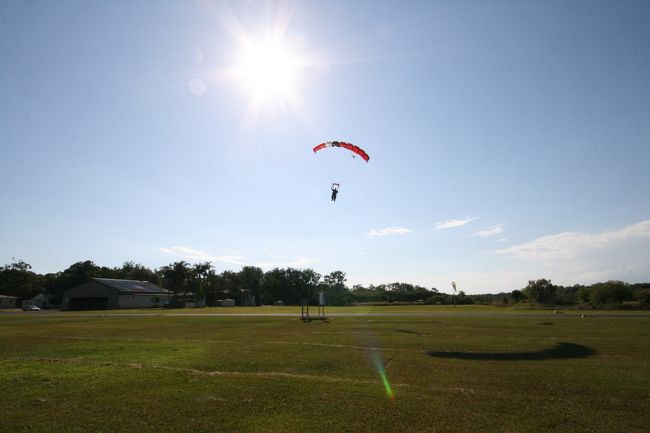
[1,307,649,433]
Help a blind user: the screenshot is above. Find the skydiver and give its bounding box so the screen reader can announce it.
[331,183,339,202]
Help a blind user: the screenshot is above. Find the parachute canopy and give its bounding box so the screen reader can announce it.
[313,141,369,162]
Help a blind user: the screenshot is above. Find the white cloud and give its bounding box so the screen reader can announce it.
[159,246,246,266]
[347,220,650,293]
[160,246,318,270]
[472,224,504,238]
[434,217,477,230]
[367,226,412,237]
[494,219,650,261]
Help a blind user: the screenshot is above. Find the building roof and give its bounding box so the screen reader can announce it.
[94,278,171,295]
[0,294,19,299]
[30,293,58,300]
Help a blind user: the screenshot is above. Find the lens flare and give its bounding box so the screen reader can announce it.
[370,351,395,401]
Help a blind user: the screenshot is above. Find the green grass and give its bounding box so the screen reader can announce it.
[1,308,649,432]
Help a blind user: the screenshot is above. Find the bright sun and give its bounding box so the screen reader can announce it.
[238,40,300,100]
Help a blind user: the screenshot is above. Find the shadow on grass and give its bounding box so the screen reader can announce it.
[426,342,596,361]
[397,329,421,335]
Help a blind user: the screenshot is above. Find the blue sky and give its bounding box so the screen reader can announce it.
[1,0,649,293]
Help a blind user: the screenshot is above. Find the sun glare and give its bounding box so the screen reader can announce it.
[204,0,324,134]
[238,40,300,99]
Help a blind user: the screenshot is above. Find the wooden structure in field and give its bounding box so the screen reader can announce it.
[301,291,326,321]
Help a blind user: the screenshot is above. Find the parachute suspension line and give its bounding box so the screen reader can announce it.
[313,140,369,202]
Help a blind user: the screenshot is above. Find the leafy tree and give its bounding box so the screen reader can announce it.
[159,261,190,301]
[577,286,592,304]
[523,279,557,304]
[118,261,158,283]
[322,270,348,305]
[56,261,101,293]
[283,268,305,305]
[323,271,346,288]
[238,266,264,305]
[386,282,431,302]
[460,290,474,304]
[590,280,633,305]
[510,289,524,303]
[41,272,63,295]
[204,271,227,306]
[554,285,578,305]
[220,270,241,303]
[0,259,41,299]
[188,262,213,303]
[298,268,321,305]
[260,268,286,305]
[370,284,388,302]
[350,284,384,303]
[636,289,650,307]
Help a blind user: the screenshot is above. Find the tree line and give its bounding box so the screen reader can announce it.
[1,259,649,308]
[516,278,650,308]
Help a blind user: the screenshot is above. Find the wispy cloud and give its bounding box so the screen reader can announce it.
[472,224,504,238]
[434,217,477,230]
[494,219,650,261]
[159,246,246,266]
[160,246,318,270]
[348,220,650,292]
[367,226,412,237]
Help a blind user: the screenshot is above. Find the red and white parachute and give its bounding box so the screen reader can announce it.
[312,141,369,162]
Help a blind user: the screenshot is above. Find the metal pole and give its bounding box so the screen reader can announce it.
[451,281,457,307]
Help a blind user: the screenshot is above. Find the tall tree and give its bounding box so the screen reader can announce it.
[204,271,225,306]
[260,268,286,305]
[238,266,264,306]
[159,261,190,300]
[56,261,101,292]
[220,270,240,303]
[510,289,524,303]
[386,282,431,302]
[524,279,557,304]
[118,261,158,283]
[190,262,213,302]
[298,269,321,305]
[590,280,633,305]
[322,271,348,305]
[0,259,40,298]
[283,268,304,305]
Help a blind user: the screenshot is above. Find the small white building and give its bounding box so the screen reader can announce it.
[22,293,54,309]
